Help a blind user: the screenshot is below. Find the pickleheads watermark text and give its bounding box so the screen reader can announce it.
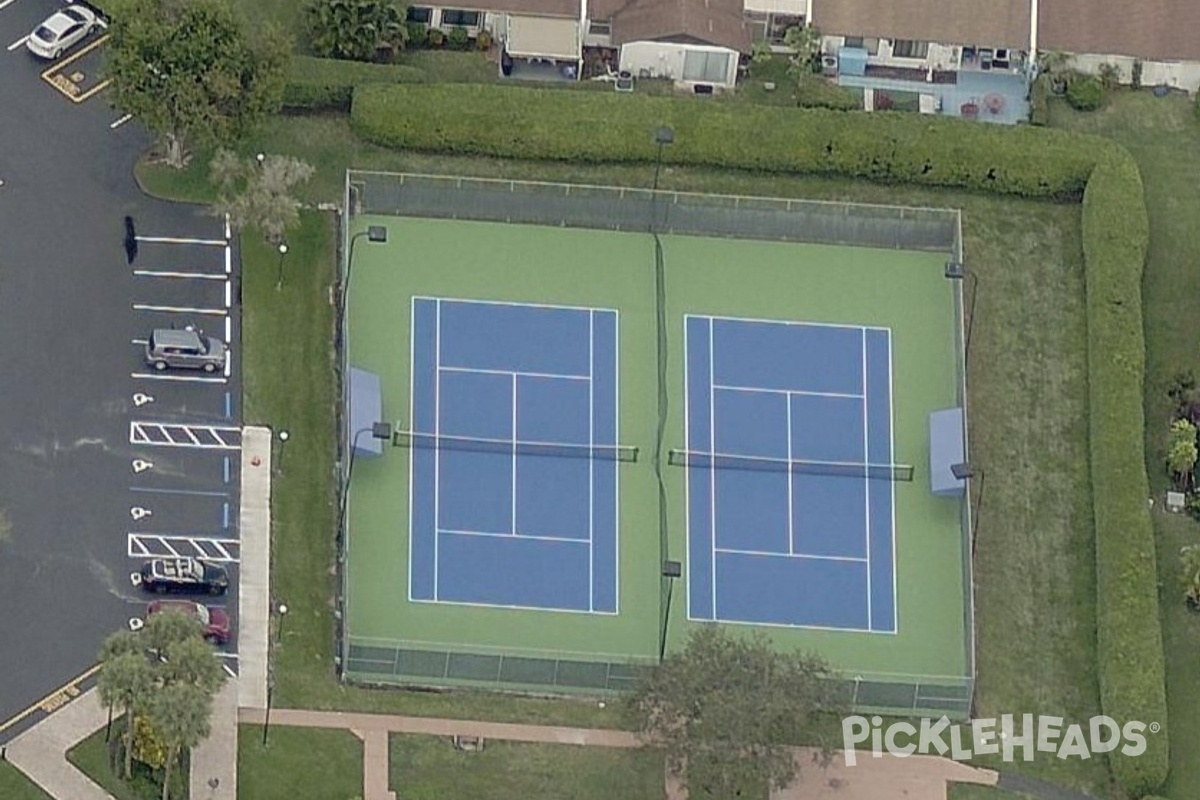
[841,715,1159,766]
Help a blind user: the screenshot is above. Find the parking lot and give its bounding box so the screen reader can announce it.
[0,0,243,735]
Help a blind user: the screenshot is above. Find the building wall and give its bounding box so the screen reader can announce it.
[618,41,739,86]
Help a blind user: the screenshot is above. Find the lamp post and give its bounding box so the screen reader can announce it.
[277,429,290,475]
[338,422,394,542]
[256,152,265,167]
[342,225,388,319]
[951,462,986,556]
[652,126,674,192]
[275,242,289,290]
[262,669,275,746]
[945,262,981,368]
[276,603,289,643]
[658,560,682,662]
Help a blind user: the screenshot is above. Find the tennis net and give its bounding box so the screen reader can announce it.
[394,431,638,462]
[668,449,914,481]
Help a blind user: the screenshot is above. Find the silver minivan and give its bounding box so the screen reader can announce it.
[144,327,227,373]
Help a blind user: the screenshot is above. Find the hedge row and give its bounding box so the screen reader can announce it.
[1081,152,1168,796]
[349,83,1094,197]
[344,81,1168,795]
[283,56,425,112]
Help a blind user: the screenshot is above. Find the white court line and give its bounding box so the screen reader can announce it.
[886,330,898,633]
[433,298,441,600]
[406,298,418,603]
[787,393,794,555]
[414,294,620,315]
[133,303,227,316]
[510,373,518,535]
[133,269,225,280]
[708,613,876,635]
[708,317,717,620]
[109,113,133,129]
[438,365,589,381]
[588,310,594,612]
[862,329,872,629]
[692,312,889,334]
[135,235,226,246]
[611,309,621,615]
[682,315,692,623]
[714,546,868,562]
[712,383,864,400]
[440,529,589,545]
[7,34,27,51]
[409,595,615,616]
[131,372,227,384]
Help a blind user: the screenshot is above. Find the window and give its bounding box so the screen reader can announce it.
[406,6,431,23]
[588,20,611,35]
[891,39,928,59]
[767,14,802,43]
[682,50,731,83]
[440,9,480,27]
[843,36,863,48]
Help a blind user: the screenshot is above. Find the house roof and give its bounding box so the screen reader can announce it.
[478,0,579,18]
[810,0,1030,50]
[607,0,752,54]
[1039,0,1200,62]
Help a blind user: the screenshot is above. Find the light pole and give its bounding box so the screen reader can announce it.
[276,603,288,643]
[945,262,980,368]
[275,243,289,290]
[951,462,986,556]
[342,225,388,321]
[262,669,274,746]
[658,560,682,662]
[652,126,674,192]
[256,152,265,167]
[338,422,394,542]
[277,429,290,475]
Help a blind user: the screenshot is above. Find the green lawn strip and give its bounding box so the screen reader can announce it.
[238,726,362,799]
[1049,89,1200,799]
[66,725,187,800]
[401,49,499,83]
[0,762,53,800]
[175,127,1101,788]
[948,786,1034,800]
[389,733,665,800]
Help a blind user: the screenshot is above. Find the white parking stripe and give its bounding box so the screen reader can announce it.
[7,35,28,51]
[133,303,227,315]
[0,0,22,10]
[131,372,227,384]
[135,236,226,246]
[109,113,133,129]
[224,281,231,308]
[134,269,226,280]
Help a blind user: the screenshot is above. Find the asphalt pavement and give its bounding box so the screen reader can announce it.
[0,0,243,736]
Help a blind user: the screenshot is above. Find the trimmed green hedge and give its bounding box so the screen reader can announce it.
[1029,74,1050,126]
[283,56,425,111]
[350,84,1094,197]
[344,81,1169,796]
[1082,153,1168,796]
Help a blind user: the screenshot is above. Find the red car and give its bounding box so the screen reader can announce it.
[146,599,231,645]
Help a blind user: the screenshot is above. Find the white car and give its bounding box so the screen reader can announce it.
[26,4,98,59]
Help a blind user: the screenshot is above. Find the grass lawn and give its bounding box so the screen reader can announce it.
[0,763,52,800]
[1048,88,1200,799]
[238,726,362,799]
[948,787,1032,800]
[143,107,1107,791]
[389,734,664,799]
[66,725,187,800]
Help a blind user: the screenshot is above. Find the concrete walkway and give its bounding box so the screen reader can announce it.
[4,688,115,800]
[189,681,239,800]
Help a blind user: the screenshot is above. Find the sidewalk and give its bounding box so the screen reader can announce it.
[4,687,115,800]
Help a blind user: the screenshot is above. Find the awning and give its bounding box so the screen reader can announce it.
[505,15,581,60]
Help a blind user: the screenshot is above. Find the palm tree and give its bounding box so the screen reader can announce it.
[97,631,156,779]
[150,681,213,800]
[306,0,408,62]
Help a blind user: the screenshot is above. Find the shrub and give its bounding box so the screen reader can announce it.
[282,55,425,111]
[350,83,1095,197]
[427,27,444,47]
[794,75,859,110]
[874,91,893,110]
[1067,75,1105,111]
[446,25,470,50]
[1132,60,1143,89]
[1083,152,1169,797]
[406,22,427,48]
[1098,62,1121,90]
[1029,74,1050,126]
[306,0,407,62]
[476,30,492,51]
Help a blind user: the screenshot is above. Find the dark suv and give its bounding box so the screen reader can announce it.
[145,327,227,373]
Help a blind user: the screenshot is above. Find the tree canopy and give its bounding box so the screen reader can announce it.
[210,149,315,245]
[104,0,290,167]
[306,0,408,62]
[629,626,844,798]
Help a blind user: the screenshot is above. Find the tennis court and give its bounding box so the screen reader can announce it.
[408,297,623,613]
[340,174,974,715]
[682,315,899,632]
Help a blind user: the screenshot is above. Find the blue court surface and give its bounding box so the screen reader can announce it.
[684,315,897,632]
[408,297,619,613]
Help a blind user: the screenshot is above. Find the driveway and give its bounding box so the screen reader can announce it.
[0,0,242,735]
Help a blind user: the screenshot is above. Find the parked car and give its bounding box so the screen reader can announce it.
[146,599,231,645]
[138,557,229,595]
[144,326,227,373]
[26,4,98,59]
